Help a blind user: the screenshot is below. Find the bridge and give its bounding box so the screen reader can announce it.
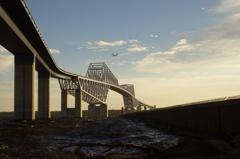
[0,0,155,120]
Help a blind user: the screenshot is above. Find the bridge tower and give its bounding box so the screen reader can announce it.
[120,84,139,113]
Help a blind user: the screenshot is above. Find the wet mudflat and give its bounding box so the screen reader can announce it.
[0,116,240,159]
[0,117,177,158]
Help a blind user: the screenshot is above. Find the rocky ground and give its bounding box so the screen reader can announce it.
[0,116,240,159]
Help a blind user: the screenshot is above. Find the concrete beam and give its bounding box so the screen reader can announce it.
[38,72,50,119]
[14,54,35,120]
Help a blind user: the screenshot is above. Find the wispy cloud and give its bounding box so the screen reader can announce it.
[209,0,240,13]
[128,39,140,43]
[78,39,139,51]
[171,31,197,37]
[148,35,158,37]
[0,83,13,89]
[119,53,132,56]
[93,40,128,46]
[49,49,60,53]
[132,1,240,76]
[0,45,13,73]
[0,45,9,53]
[127,44,148,52]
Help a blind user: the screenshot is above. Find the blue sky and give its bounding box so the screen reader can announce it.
[1,0,240,111]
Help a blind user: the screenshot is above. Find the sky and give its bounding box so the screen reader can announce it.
[1,0,240,111]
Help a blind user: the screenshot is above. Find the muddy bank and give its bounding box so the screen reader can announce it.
[0,117,240,159]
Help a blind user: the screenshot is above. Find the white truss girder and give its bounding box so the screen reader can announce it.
[58,62,155,109]
[86,62,119,85]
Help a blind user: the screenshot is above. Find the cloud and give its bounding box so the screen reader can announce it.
[0,54,13,73]
[78,39,139,51]
[0,45,9,53]
[171,39,193,52]
[49,49,60,53]
[127,44,148,52]
[171,31,197,37]
[149,35,158,37]
[209,0,240,13]
[119,53,131,56]
[128,39,139,43]
[0,83,13,89]
[132,3,240,76]
[0,45,13,73]
[93,40,128,46]
[119,75,240,107]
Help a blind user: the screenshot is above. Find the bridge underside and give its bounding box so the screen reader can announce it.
[0,1,155,120]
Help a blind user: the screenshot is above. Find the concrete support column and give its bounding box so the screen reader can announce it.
[131,107,135,113]
[75,90,82,118]
[137,105,142,112]
[61,90,68,117]
[14,54,35,120]
[100,104,108,117]
[124,108,129,114]
[88,104,96,117]
[38,72,50,119]
[144,107,147,111]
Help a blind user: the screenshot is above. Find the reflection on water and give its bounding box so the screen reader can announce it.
[43,117,178,155]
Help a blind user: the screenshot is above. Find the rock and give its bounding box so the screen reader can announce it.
[22,151,76,159]
[150,138,224,159]
[178,136,185,144]
[234,143,240,149]
[234,135,240,142]
[227,149,240,155]
[0,145,8,155]
[105,153,147,159]
[0,153,9,159]
[207,140,232,152]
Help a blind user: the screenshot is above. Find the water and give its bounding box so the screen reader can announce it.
[42,117,178,155]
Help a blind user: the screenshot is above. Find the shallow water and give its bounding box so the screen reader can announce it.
[43,117,178,155]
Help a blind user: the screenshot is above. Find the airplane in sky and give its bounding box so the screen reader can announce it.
[112,53,119,57]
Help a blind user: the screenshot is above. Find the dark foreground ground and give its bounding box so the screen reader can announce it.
[0,116,240,159]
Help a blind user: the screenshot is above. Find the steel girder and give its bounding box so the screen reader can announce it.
[86,62,119,86]
[58,77,110,104]
[58,62,155,109]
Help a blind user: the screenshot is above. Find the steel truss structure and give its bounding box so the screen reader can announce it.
[58,62,154,109]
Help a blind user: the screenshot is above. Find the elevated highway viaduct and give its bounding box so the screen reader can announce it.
[0,0,154,120]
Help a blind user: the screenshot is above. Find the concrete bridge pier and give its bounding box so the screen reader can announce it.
[14,55,35,120]
[144,106,147,111]
[38,72,50,119]
[100,104,108,117]
[75,90,82,118]
[131,107,135,113]
[88,104,108,117]
[124,108,129,114]
[88,104,96,117]
[61,90,68,117]
[137,105,142,112]
[61,90,82,118]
